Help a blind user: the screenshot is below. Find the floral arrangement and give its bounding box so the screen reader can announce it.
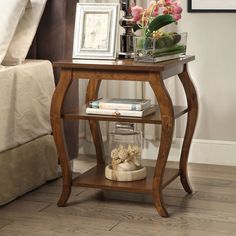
[111,145,141,171]
[131,0,186,62]
[131,0,183,38]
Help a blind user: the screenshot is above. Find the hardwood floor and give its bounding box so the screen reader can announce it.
[1,157,236,235]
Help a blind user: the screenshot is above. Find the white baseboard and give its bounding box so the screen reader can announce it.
[79,138,236,166]
[143,138,236,166]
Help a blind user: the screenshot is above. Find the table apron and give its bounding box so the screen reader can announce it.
[72,70,151,81]
[71,65,184,81]
[161,64,184,79]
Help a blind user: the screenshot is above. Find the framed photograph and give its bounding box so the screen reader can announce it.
[73,3,120,60]
[188,0,236,12]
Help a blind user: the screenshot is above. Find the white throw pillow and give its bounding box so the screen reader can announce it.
[3,0,48,66]
[26,0,32,9]
[0,0,29,64]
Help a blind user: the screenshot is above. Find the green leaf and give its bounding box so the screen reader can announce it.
[155,35,174,49]
[148,15,175,35]
[133,24,142,32]
[152,45,186,57]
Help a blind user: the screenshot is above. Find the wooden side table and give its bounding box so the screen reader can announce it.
[50,56,198,217]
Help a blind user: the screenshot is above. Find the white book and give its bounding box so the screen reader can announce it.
[89,98,151,111]
[86,105,156,117]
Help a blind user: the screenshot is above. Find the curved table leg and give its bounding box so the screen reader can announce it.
[178,65,198,193]
[50,69,73,206]
[86,79,104,165]
[149,74,175,217]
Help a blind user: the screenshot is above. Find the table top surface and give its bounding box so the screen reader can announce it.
[53,55,195,72]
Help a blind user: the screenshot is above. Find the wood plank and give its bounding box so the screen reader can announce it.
[43,187,236,221]
[20,189,85,204]
[189,182,236,195]
[0,213,119,236]
[0,200,50,214]
[112,221,234,236]
[189,168,236,181]
[0,229,124,236]
[188,162,236,174]
[63,105,188,124]
[168,177,236,196]
[72,165,179,193]
[193,191,236,204]
[165,195,236,214]
[189,176,236,188]
[41,188,236,235]
[36,184,86,195]
[0,218,11,230]
[103,188,195,203]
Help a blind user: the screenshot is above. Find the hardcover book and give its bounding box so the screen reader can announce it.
[89,98,151,111]
[86,105,156,117]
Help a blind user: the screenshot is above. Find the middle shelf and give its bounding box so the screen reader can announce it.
[62,105,188,124]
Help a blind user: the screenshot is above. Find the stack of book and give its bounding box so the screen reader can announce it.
[86,98,156,117]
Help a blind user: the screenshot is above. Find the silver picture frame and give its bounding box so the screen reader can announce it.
[73,3,120,60]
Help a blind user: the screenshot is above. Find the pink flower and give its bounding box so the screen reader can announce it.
[152,5,159,16]
[173,5,182,14]
[131,0,183,29]
[172,13,181,21]
[131,5,143,22]
[165,0,172,5]
[162,8,168,14]
[162,6,173,15]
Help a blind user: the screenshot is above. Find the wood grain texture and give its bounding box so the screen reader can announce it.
[73,70,150,82]
[19,188,86,204]
[85,79,104,165]
[51,57,197,217]
[50,69,73,206]
[112,221,234,236]
[178,64,199,193]
[0,219,11,230]
[72,165,179,193]
[54,56,195,71]
[1,160,236,235]
[63,105,188,124]
[148,73,175,217]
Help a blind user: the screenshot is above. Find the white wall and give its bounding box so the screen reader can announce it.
[176,0,236,142]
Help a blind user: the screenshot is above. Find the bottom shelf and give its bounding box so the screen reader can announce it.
[72,165,180,193]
